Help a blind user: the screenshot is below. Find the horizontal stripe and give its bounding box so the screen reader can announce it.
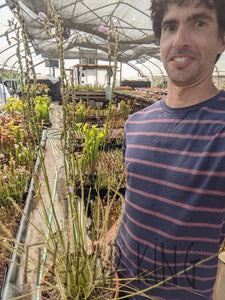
[127,183,225,213]
[126,131,225,140]
[128,144,225,158]
[127,281,209,300]
[120,221,218,265]
[115,253,170,300]
[126,197,221,229]
[127,118,225,125]
[202,106,225,113]
[117,230,199,273]
[116,230,159,269]
[119,219,217,257]
[134,107,162,115]
[118,224,189,268]
[141,283,214,294]
[121,218,217,257]
[125,211,219,243]
[140,272,217,282]
[137,282,214,294]
[127,280,206,300]
[115,244,215,295]
[127,171,225,196]
[116,230,218,284]
[126,156,225,177]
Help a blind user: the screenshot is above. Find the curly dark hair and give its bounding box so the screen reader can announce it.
[150,0,225,40]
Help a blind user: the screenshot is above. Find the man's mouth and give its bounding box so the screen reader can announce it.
[172,56,190,62]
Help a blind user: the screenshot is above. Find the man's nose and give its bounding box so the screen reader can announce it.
[173,26,191,49]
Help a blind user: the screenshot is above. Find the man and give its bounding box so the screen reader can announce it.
[114,0,225,299]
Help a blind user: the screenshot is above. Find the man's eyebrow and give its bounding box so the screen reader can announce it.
[187,13,213,22]
[161,12,213,28]
[161,19,177,28]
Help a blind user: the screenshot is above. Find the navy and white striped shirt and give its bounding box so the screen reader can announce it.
[115,90,225,299]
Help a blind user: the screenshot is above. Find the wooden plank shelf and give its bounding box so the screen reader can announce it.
[68,89,160,111]
[68,90,107,107]
[113,90,157,112]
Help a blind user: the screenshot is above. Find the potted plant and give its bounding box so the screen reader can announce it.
[0,1,124,298]
[36,184,122,300]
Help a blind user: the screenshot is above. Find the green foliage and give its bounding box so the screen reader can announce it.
[119,100,132,118]
[0,114,35,205]
[4,95,50,122]
[96,149,126,189]
[87,105,107,117]
[69,83,105,91]
[4,98,23,115]
[75,123,107,180]
[0,160,30,205]
[2,72,18,80]
[34,95,50,121]
[74,100,88,123]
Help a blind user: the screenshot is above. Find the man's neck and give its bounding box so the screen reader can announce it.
[165,81,219,108]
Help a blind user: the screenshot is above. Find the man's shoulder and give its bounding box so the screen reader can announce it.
[216,90,225,105]
[206,90,225,113]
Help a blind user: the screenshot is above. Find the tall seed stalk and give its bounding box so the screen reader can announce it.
[5,0,65,255]
[12,0,51,201]
[105,26,119,141]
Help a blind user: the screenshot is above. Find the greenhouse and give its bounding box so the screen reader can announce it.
[1,0,225,87]
[0,0,225,299]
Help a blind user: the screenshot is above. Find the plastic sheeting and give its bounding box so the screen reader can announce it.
[9,0,160,62]
[0,0,45,76]
[0,0,224,81]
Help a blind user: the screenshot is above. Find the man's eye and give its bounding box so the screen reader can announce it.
[164,25,175,32]
[196,20,205,27]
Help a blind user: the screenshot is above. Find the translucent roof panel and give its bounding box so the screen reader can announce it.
[0,0,19,73]
[0,0,47,76]
[0,0,225,82]
[13,0,160,62]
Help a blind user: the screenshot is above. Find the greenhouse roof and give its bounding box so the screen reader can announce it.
[13,0,160,62]
[0,0,225,79]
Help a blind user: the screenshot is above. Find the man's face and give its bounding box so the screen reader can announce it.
[159,1,225,87]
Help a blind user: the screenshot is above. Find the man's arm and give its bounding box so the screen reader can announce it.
[87,218,120,255]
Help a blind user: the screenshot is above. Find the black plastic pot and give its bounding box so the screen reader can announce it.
[75,186,126,217]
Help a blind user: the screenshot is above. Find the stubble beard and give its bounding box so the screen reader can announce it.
[165,65,201,87]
